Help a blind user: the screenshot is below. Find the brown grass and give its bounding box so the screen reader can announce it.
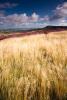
[0,31,67,100]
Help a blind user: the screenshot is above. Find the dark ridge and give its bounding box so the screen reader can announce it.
[44,26,67,31]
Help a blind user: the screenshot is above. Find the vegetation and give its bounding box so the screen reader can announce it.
[0,31,67,100]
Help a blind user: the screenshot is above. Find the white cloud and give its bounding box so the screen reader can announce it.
[6,13,28,24]
[31,12,39,22]
[40,15,49,22]
[49,2,67,26]
[50,2,67,21]
[56,2,67,17]
[58,18,67,26]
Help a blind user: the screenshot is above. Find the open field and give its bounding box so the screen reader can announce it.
[0,31,67,100]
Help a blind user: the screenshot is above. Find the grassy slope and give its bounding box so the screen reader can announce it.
[0,31,67,100]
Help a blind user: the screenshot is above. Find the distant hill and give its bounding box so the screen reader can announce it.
[43,26,67,31]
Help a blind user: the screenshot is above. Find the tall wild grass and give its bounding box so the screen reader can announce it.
[0,31,67,100]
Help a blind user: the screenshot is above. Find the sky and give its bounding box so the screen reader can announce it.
[0,0,67,29]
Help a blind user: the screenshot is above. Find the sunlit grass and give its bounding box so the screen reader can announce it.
[0,31,67,100]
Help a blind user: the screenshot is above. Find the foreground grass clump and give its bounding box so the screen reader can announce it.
[0,31,67,100]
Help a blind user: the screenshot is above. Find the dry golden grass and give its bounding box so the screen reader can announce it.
[0,31,67,100]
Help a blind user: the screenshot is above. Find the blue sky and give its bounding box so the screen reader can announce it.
[0,0,67,29]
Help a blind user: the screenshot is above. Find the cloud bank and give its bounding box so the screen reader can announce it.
[0,12,47,29]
